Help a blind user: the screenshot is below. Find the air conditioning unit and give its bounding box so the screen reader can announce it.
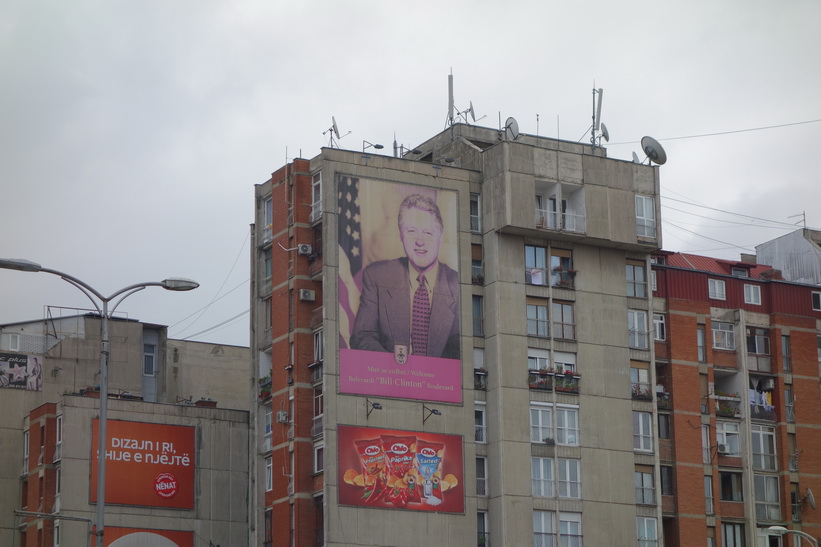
[298,289,316,302]
[717,443,730,455]
[276,410,290,424]
[297,244,313,256]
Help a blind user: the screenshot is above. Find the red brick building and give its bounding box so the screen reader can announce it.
[652,252,821,546]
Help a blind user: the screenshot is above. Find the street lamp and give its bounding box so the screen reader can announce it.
[0,258,198,547]
[767,526,819,546]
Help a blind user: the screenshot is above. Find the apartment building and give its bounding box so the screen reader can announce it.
[652,252,821,546]
[251,123,665,546]
[0,311,251,546]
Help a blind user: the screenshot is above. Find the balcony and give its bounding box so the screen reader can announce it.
[535,209,586,234]
[749,404,776,422]
[656,392,672,411]
[310,362,324,384]
[474,369,487,390]
[258,377,272,401]
[551,268,576,289]
[715,396,742,418]
[528,371,553,391]
[554,374,580,394]
[631,382,654,402]
[747,353,772,373]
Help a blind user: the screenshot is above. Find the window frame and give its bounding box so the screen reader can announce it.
[531,456,554,498]
[635,195,657,238]
[716,421,741,456]
[556,406,580,446]
[635,470,655,505]
[472,295,484,336]
[626,261,648,298]
[653,313,666,342]
[265,456,273,491]
[754,474,780,520]
[557,458,581,499]
[311,172,322,222]
[525,245,547,285]
[722,523,744,547]
[143,343,156,377]
[711,321,735,350]
[476,456,488,496]
[704,475,714,514]
[528,347,550,372]
[633,411,653,452]
[628,309,649,349]
[708,278,726,300]
[744,283,762,305]
[530,404,553,443]
[552,301,575,340]
[313,442,325,473]
[469,193,481,233]
[812,291,821,311]
[475,403,487,444]
[719,471,743,502]
[746,327,770,355]
[527,298,549,338]
[636,516,658,547]
[751,425,776,471]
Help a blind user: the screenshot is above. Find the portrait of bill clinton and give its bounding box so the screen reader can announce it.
[347,191,460,360]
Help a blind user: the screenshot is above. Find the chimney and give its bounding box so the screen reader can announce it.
[740,253,757,264]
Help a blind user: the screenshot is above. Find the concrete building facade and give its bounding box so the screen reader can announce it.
[251,123,666,546]
[0,311,251,546]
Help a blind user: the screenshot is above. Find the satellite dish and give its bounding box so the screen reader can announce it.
[641,136,667,165]
[632,151,640,163]
[601,122,610,142]
[332,116,340,140]
[469,100,476,122]
[504,117,519,141]
[807,488,816,510]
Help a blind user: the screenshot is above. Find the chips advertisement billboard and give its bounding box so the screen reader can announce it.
[337,425,464,513]
[90,420,195,509]
[337,176,462,403]
[104,526,193,547]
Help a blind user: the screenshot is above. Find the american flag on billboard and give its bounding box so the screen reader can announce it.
[338,175,363,347]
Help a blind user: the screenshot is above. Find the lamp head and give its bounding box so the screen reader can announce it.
[161,278,199,291]
[0,259,43,272]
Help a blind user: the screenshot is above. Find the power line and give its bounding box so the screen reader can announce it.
[177,309,250,341]
[609,117,821,146]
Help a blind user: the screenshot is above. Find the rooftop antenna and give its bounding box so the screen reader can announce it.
[590,86,609,147]
[445,72,455,128]
[323,116,350,148]
[637,136,668,165]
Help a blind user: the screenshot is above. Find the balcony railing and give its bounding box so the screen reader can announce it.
[554,374,580,394]
[477,478,487,497]
[528,371,553,391]
[477,532,490,546]
[715,397,742,418]
[747,353,772,372]
[749,404,776,421]
[656,392,672,410]
[552,269,576,289]
[631,383,654,401]
[535,209,586,234]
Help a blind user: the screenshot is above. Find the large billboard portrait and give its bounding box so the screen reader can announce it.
[103,526,193,547]
[0,352,43,391]
[337,425,464,513]
[338,176,461,403]
[90,420,195,509]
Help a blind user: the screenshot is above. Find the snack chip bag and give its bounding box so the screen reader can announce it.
[381,435,416,479]
[354,438,385,478]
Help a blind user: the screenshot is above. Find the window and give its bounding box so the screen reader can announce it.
[628,310,649,349]
[471,244,484,284]
[731,267,748,278]
[636,517,658,547]
[311,172,322,222]
[744,284,761,305]
[786,387,795,423]
[633,411,653,452]
[818,335,821,363]
[782,335,791,372]
[711,321,735,350]
[314,443,324,473]
[312,386,323,437]
[469,193,481,233]
[635,468,655,504]
[265,457,273,491]
[658,414,671,439]
[552,301,575,339]
[697,326,707,362]
[263,298,272,332]
[313,329,324,363]
[557,459,581,498]
[143,344,156,376]
[475,404,487,443]
[474,347,485,370]
[554,352,577,374]
[525,245,547,285]
[55,466,61,496]
[263,247,272,279]
[476,456,487,496]
[263,409,272,452]
[477,511,489,545]
[631,365,652,400]
[650,270,657,292]
[751,425,776,470]
[719,471,743,501]
[532,457,554,497]
[722,523,744,547]
[556,407,580,446]
[54,520,60,547]
[559,512,583,547]
[626,260,647,298]
[9,333,20,352]
[528,348,549,371]
[527,298,549,338]
[813,291,821,311]
[264,509,273,546]
[747,327,770,355]
[263,196,273,226]
[704,476,714,514]
[54,415,63,462]
[530,404,553,443]
[550,248,574,288]
[635,195,656,238]
[708,278,726,300]
[533,510,555,546]
[473,295,484,336]
[754,474,779,520]
[659,465,673,496]
[716,421,740,456]
[653,314,666,341]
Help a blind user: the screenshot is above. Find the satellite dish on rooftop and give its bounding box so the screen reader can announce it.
[641,136,667,165]
[332,116,340,140]
[504,117,519,141]
[323,116,349,148]
[807,488,816,510]
[469,100,476,122]
[601,123,610,143]
[632,151,640,163]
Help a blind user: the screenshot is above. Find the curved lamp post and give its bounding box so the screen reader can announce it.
[0,258,198,547]
[767,526,819,546]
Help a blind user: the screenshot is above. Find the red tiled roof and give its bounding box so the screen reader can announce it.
[662,252,780,279]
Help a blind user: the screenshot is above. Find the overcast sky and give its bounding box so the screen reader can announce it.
[1,1,819,348]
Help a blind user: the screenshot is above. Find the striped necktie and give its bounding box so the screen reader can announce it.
[411,274,431,356]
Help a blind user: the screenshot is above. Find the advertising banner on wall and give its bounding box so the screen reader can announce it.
[338,175,462,403]
[0,352,43,391]
[337,425,464,513]
[90,420,195,509]
[103,526,193,547]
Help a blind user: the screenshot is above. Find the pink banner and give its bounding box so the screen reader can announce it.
[339,348,461,403]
